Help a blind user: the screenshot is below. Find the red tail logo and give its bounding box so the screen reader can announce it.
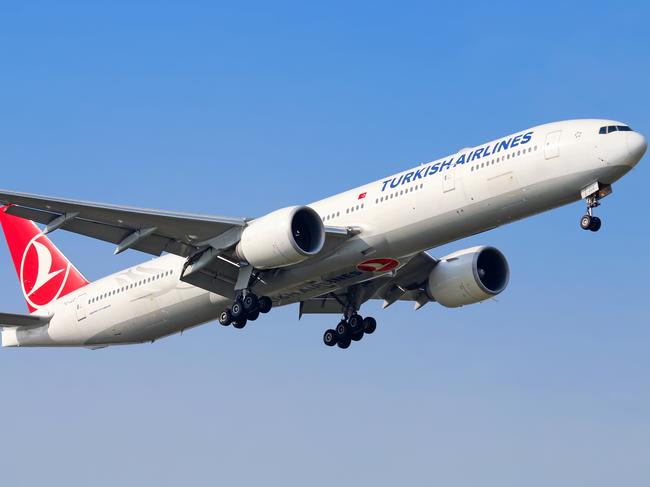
[0,207,88,312]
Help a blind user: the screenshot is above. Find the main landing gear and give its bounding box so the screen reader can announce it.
[218,293,273,329]
[323,313,377,350]
[580,194,602,232]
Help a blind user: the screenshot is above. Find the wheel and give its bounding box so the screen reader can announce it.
[348,314,363,333]
[337,337,351,349]
[247,310,260,321]
[243,294,259,312]
[351,330,364,342]
[323,329,337,347]
[580,215,592,230]
[258,296,272,314]
[231,300,245,319]
[232,318,247,329]
[218,309,232,326]
[335,320,350,339]
[363,317,377,334]
[589,216,602,232]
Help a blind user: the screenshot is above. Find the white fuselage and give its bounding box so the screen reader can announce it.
[4,119,645,347]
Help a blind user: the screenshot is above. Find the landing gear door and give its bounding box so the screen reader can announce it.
[544,130,562,159]
[75,294,87,322]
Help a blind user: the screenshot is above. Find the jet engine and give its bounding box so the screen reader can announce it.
[426,246,509,307]
[235,206,325,269]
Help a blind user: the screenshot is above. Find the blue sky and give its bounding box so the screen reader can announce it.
[1,1,649,485]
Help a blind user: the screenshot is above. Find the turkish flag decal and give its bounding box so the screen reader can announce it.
[356,258,400,273]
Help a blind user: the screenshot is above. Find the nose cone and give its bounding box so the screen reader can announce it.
[626,131,647,166]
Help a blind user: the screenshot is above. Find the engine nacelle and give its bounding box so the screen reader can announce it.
[235,206,325,269]
[426,246,509,307]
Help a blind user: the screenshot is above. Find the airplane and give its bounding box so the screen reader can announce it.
[0,119,645,350]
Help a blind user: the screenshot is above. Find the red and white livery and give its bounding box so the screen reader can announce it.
[0,119,645,349]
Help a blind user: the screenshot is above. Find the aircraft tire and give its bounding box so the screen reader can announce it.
[337,337,351,349]
[219,309,232,326]
[233,318,247,329]
[363,317,377,334]
[335,320,350,339]
[589,216,602,232]
[323,329,337,347]
[231,300,245,319]
[258,296,272,314]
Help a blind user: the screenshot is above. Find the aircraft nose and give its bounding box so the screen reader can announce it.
[627,130,647,166]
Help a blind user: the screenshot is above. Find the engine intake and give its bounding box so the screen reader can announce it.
[236,206,325,269]
[426,246,509,307]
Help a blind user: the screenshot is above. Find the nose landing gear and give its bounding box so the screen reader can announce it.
[580,195,602,232]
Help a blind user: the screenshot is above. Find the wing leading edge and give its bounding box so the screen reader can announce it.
[0,189,247,257]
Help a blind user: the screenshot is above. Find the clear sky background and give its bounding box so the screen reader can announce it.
[0,1,648,485]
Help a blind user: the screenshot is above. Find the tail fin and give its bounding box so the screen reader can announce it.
[0,206,89,312]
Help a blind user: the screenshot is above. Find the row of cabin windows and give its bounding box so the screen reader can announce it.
[323,211,340,222]
[599,125,632,134]
[89,270,173,304]
[376,183,424,204]
[322,202,367,221]
[346,203,364,214]
[470,145,538,172]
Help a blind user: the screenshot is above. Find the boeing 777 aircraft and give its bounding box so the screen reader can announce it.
[0,119,645,349]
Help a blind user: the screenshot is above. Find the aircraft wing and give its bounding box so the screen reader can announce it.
[299,251,438,317]
[0,189,357,299]
[0,312,52,328]
[0,189,247,257]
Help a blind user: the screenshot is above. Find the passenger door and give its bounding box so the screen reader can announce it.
[75,294,87,322]
[442,170,455,193]
[544,130,562,159]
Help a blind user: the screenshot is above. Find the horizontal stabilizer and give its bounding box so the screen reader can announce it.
[0,312,52,328]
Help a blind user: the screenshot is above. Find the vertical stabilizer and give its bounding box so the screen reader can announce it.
[0,206,89,312]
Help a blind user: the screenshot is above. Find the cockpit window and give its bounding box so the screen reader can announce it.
[599,125,633,134]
